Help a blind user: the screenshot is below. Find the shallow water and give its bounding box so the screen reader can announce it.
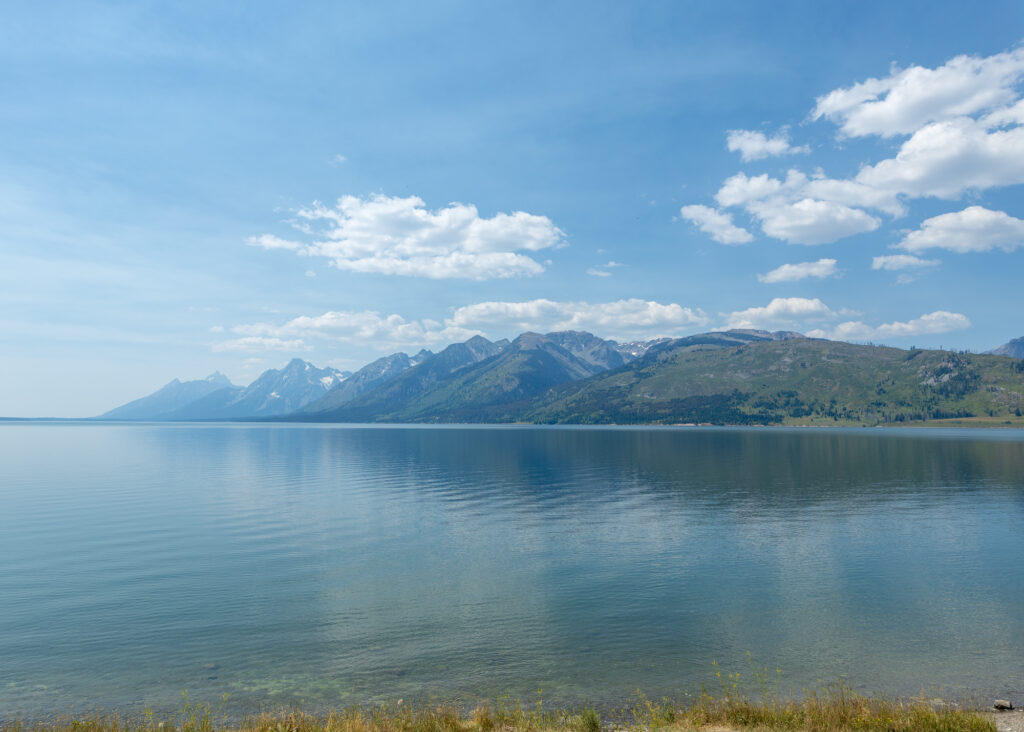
[1,422,1023,716]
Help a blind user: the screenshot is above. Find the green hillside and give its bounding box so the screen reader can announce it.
[524,336,1024,426]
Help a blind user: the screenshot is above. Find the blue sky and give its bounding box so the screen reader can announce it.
[2,1,1024,416]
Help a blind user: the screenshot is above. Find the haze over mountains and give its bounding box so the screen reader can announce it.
[99,359,350,420]
[98,331,1024,426]
[100,372,239,421]
[97,331,664,421]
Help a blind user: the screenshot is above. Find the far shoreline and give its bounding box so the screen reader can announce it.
[4,417,1024,433]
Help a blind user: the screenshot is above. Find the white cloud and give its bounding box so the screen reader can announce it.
[726,129,810,162]
[586,268,612,277]
[800,176,905,216]
[808,311,970,341]
[723,297,836,330]
[218,299,709,353]
[449,298,708,339]
[229,310,480,350]
[709,171,889,245]
[813,48,1024,138]
[715,172,786,207]
[696,48,1024,249]
[758,258,838,283]
[250,194,566,280]
[854,117,1024,198]
[332,154,348,164]
[213,336,310,353]
[747,197,881,245]
[871,254,940,270]
[896,205,1024,253]
[679,204,753,244]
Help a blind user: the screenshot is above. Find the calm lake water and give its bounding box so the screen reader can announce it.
[2,422,1024,717]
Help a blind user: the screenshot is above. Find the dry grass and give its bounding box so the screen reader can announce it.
[1,684,996,732]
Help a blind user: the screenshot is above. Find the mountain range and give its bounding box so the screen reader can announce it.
[297,331,632,423]
[98,331,1024,426]
[100,372,240,420]
[100,359,350,420]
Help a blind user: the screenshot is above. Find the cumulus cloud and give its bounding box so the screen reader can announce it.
[726,129,809,162]
[686,47,1024,248]
[714,172,786,208]
[800,176,905,216]
[808,311,971,341]
[710,171,887,245]
[217,299,709,353]
[227,310,480,351]
[854,117,1024,198]
[896,205,1024,253]
[871,254,940,270]
[249,194,566,280]
[747,197,881,245]
[448,299,708,339]
[813,48,1024,137]
[723,297,836,330]
[679,205,753,244]
[757,258,838,283]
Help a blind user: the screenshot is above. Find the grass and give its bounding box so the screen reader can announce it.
[2,684,998,732]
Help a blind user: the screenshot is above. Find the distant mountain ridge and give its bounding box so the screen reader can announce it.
[100,372,239,420]
[97,329,1024,427]
[99,331,648,422]
[300,330,632,423]
[160,359,349,419]
[298,349,432,414]
[98,360,350,420]
[989,336,1024,359]
[299,335,510,421]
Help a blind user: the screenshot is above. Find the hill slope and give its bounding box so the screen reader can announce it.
[315,331,631,423]
[300,349,432,414]
[524,334,1024,426]
[300,335,511,421]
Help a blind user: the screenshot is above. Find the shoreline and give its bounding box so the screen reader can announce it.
[3,687,1013,732]
[3,416,1024,430]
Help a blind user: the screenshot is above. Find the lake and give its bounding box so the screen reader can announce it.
[1,422,1023,717]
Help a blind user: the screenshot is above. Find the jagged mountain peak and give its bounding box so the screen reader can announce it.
[989,336,1024,359]
[204,371,234,386]
[411,349,433,364]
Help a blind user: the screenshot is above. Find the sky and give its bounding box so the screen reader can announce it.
[2,1,1024,417]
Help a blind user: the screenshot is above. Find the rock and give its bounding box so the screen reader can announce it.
[994,700,1014,711]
